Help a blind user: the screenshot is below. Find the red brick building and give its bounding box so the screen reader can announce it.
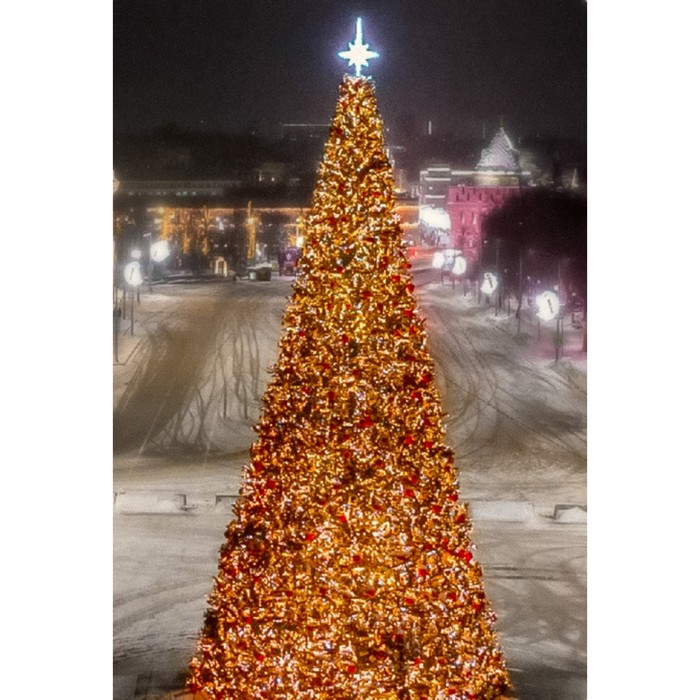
[444,127,527,271]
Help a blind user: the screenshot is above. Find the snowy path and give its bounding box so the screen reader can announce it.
[114,271,586,699]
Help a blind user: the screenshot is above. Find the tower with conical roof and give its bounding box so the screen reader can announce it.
[476,126,520,173]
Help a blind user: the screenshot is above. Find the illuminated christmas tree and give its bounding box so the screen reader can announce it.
[189,20,511,700]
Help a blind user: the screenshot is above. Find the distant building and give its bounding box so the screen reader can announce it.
[281,123,330,144]
[117,179,245,198]
[419,127,528,208]
[417,126,530,271]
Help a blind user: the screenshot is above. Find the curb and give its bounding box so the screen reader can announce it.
[114,491,586,524]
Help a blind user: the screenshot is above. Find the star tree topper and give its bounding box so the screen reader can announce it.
[338,17,379,76]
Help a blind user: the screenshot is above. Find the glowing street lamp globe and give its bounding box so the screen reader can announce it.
[480,272,498,296]
[150,239,170,263]
[452,255,467,276]
[124,261,143,287]
[535,290,561,321]
[431,251,446,269]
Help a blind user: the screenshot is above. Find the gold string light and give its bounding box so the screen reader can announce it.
[188,74,512,700]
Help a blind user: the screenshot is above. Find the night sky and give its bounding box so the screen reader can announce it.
[113,0,587,142]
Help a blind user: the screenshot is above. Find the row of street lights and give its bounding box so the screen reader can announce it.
[432,250,567,360]
[114,237,170,362]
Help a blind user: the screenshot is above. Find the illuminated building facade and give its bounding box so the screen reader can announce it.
[437,127,530,270]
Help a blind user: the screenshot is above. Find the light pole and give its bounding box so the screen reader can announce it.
[130,248,142,303]
[143,232,153,293]
[113,303,121,362]
[124,261,143,336]
[480,271,499,316]
[535,290,562,361]
[494,238,501,316]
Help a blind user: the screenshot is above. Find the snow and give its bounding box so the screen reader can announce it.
[113,256,586,699]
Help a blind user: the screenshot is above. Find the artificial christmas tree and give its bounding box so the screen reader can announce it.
[188,21,512,700]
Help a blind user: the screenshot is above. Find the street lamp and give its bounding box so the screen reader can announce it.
[140,235,170,293]
[535,290,563,360]
[123,261,143,336]
[131,248,142,302]
[480,271,499,316]
[142,232,154,293]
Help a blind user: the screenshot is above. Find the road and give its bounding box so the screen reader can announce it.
[114,512,585,700]
[115,270,586,503]
[113,268,587,699]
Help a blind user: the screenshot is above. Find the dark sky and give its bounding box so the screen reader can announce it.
[114,0,586,141]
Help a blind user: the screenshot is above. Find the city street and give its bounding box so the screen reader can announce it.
[114,263,587,700]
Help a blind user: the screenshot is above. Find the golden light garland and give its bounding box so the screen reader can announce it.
[188,75,512,700]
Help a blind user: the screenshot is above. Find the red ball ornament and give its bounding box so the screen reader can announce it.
[459,549,473,564]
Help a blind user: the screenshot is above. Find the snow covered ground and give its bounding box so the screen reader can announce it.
[114,260,586,700]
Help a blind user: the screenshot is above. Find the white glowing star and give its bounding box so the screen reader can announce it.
[338,17,379,76]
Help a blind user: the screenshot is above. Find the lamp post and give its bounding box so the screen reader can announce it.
[113,303,121,362]
[535,290,562,361]
[130,248,142,303]
[124,261,143,336]
[494,238,501,316]
[480,271,499,316]
[143,232,153,292]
